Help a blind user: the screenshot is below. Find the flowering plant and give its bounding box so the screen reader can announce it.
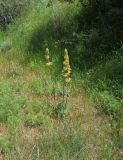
[62,49,71,106]
[45,48,52,66]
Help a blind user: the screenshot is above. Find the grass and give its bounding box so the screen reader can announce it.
[0,53,122,159]
[0,0,123,159]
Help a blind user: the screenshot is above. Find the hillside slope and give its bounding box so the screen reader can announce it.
[0,0,123,159]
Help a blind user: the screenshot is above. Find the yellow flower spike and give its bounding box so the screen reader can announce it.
[62,48,71,83]
[65,77,71,83]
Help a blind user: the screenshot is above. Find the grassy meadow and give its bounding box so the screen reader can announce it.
[0,0,123,159]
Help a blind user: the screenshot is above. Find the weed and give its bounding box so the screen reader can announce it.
[53,102,69,118]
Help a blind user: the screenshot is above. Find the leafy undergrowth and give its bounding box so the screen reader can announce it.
[0,55,122,160]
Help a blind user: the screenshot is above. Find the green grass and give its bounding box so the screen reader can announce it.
[0,54,123,159]
[0,0,123,159]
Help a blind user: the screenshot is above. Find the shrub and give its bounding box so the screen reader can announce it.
[72,0,123,69]
[52,102,69,118]
[0,40,12,52]
[0,0,29,30]
[27,1,80,53]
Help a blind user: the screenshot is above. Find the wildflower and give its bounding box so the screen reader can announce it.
[45,48,53,66]
[65,77,71,83]
[62,48,71,83]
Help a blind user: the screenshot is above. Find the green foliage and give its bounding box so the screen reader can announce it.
[28,74,62,96]
[24,100,51,127]
[0,0,123,159]
[38,123,88,159]
[29,79,44,96]
[28,60,39,70]
[53,102,69,118]
[0,81,26,148]
[6,67,23,79]
[27,1,80,53]
[0,82,25,123]
[0,0,29,30]
[98,138,118,159]
[98,91,121,114]
[70,0,123,69]
[0,136,11,153]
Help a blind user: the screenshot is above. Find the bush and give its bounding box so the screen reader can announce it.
[29,79,44,96]
[0,0,29,30]
[25,112,51,127]
[27,1,80,53]
[72,0,123,69]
